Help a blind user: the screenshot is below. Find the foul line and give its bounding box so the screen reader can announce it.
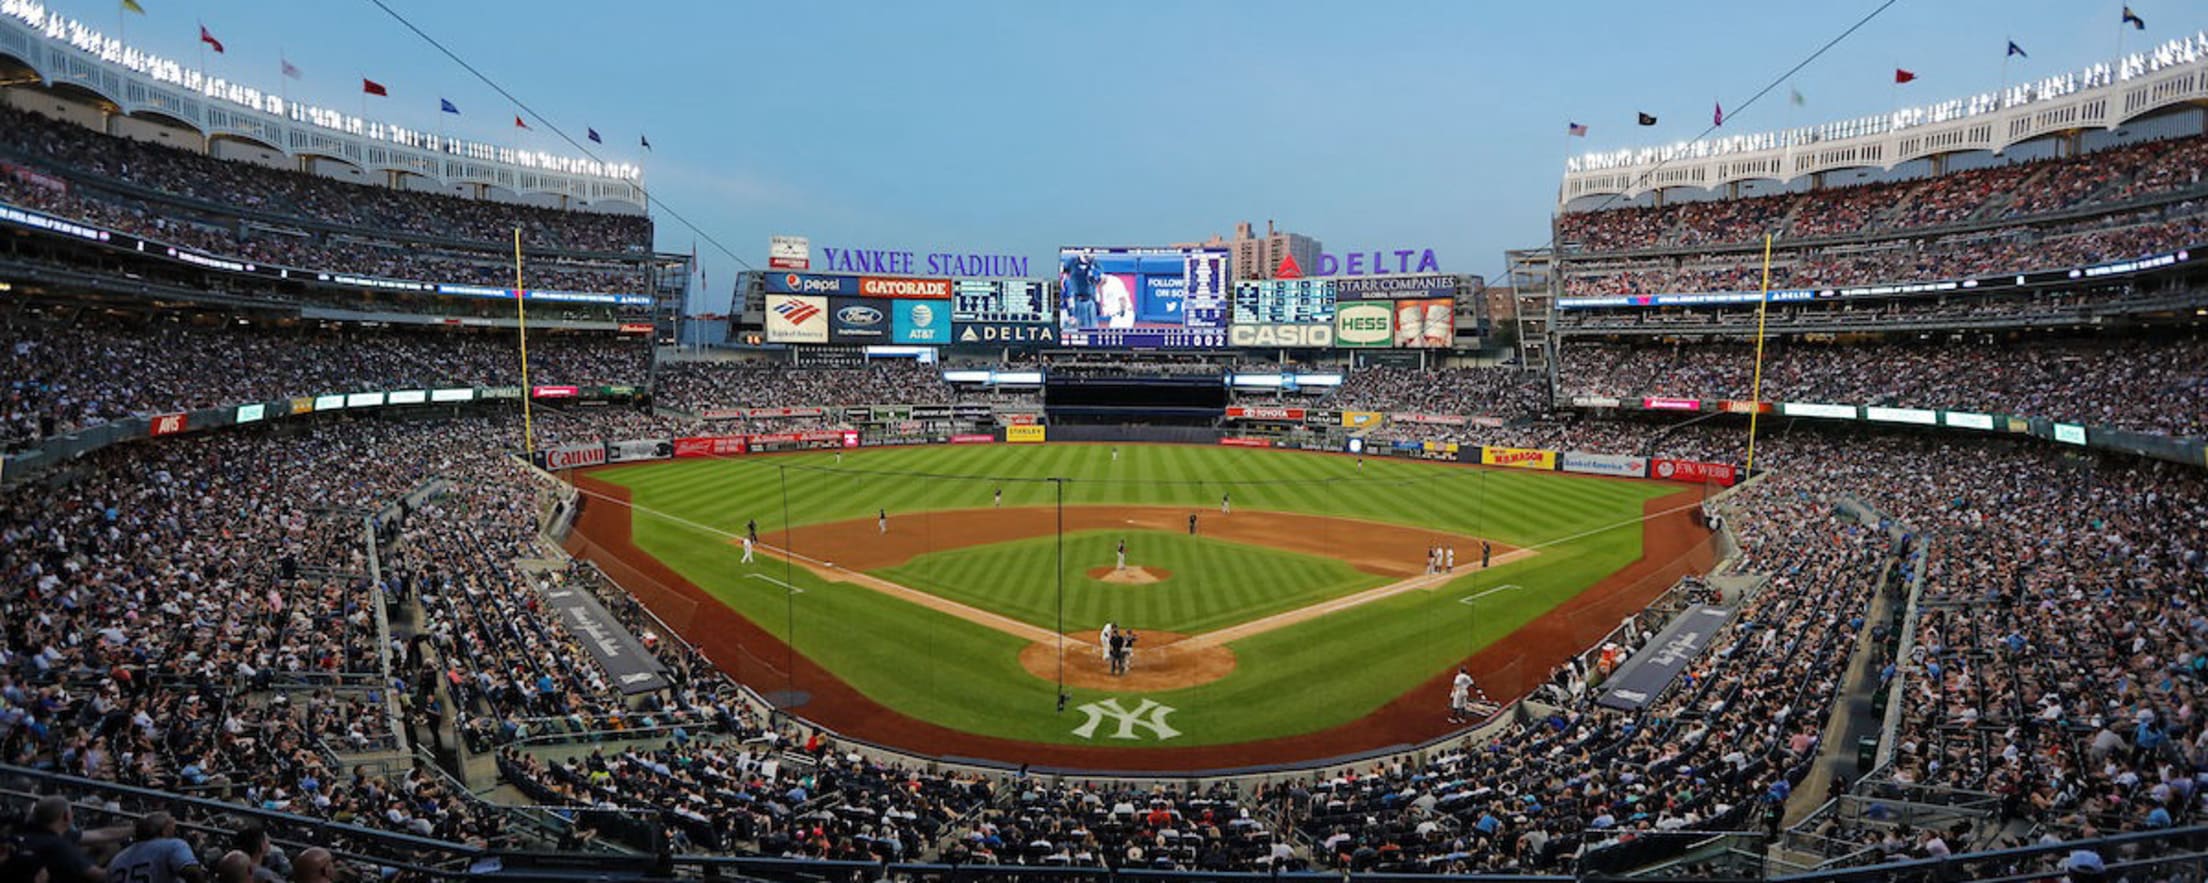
[745,573,805,594]
[1460,584,1524,605]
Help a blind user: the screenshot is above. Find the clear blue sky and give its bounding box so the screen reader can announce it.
[56,0,2206,311]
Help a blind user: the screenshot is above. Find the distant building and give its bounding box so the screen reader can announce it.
[1175,221,1322,281]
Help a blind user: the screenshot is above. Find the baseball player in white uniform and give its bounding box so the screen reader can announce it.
[1446,546,1456,573]
[878,509,887,534]
[1221,492,1231,515]
[1449,667,1475,723]
[1099,622,1115,663]
[1116,538,1127,571]
[741,535,755,563]
[995,486,1003,508]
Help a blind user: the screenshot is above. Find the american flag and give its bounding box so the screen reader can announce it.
[1567,122,1588,137]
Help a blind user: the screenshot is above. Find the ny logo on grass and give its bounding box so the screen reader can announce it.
[1071,698,1181,741]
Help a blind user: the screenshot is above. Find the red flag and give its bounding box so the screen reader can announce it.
[199,24,225,54]
[1894,68,1917,84]
[361,78,388,97]
[514,115,530,130]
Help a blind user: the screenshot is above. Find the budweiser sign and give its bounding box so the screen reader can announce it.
[673,436,747,458]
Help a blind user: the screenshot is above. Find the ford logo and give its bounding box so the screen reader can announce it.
[838,306,882,325]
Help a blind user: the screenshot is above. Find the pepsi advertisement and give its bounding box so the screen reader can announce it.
[1057,246,1230,348]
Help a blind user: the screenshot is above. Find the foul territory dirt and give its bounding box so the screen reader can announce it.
[565,470,1714,772]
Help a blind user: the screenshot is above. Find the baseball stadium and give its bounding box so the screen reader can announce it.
[6,1,2208,881]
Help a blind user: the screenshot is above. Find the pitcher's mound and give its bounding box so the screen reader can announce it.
[1088,565,1170,584]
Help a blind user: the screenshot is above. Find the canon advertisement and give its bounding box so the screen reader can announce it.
[542,444,607,470]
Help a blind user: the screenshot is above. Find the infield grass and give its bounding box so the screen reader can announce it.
[595,443,1684,748]
[878,530,1390,634]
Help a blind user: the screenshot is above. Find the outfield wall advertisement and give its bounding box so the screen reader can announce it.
[1650,458,1738,486]
[1225,406,1306,421]
[1006,424,1046,443]
[1480,446,1557,470]
[673,436,747,458]
[1561,451,1648,477]
[543,444,608,470]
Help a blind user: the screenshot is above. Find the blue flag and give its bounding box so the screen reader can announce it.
[587,128,602,144]
[2006,40,2027,58]
[640,134,651,150]
[439,98,459,114]
[2123,6,2145,30]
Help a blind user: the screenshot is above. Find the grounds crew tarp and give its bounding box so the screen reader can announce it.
[1596,605,1735,711]
[541,582,670,694]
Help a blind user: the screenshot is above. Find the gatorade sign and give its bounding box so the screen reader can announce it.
[1334,301,1392,347]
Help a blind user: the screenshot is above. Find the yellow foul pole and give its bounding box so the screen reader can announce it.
[1744,233,1775,477]
[514,228,535,459]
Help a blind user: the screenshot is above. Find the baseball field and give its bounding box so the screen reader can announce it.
[566,443,1714,770]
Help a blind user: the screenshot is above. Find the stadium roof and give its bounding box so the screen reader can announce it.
[1561,31,2208,206]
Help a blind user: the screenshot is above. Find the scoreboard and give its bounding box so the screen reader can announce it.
[1233,279,1337,325]
[953,279,1051,323]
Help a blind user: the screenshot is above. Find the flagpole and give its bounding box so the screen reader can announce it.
[2000,37,2011,100]
[515,228,536,460]
[1745,232,1775,477]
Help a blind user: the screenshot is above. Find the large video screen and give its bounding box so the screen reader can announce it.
[1058,247,1229,347]
[1233,278,1337,325]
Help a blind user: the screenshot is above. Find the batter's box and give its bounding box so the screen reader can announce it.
[1459,584,1522,605]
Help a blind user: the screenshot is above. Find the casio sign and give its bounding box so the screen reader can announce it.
[837,305,883,326]
[1230,324,1333,348]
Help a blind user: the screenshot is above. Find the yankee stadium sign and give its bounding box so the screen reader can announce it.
[819,245,1030,278]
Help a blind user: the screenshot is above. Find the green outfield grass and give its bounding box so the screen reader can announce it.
[877,530,1390,634]
[594,444,1683,748]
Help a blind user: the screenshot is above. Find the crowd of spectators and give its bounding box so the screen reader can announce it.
[0,104,650,253]
[656,361,960,413]
[0,419,541,854]
[1562,202,2208,297]
[0,320,648,450]
[1559,134,2208,253]
[1557,335,2208,437]
[4,322,2208,876]
[1318,367,1548,419]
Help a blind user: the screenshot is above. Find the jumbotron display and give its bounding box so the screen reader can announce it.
[1057,246,1230,347]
